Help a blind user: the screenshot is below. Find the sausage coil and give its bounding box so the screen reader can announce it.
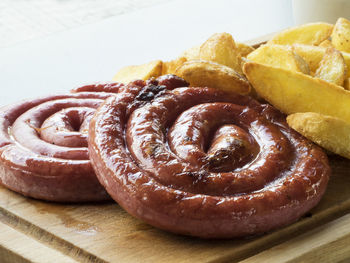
[0,83,123,202]
[89,75,330,238]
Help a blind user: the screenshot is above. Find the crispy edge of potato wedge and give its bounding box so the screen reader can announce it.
[112,60,163,83]
[199,32,242,73]
[292,44,350,78]
[247,44,310,74]
[162,57,187,75]
[176,60,250,95]
[292,44,326,73]
[236,42,255,57]
[287,112,350,159]
[318,39,333,48]
[243,61,350,123]
[314,47,347,86]
[267,22,333,45]
[331,17,350,53]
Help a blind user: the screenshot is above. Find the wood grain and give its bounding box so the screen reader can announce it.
[0,156,349,262]
[0,221,78,263]
[240,213,350,263]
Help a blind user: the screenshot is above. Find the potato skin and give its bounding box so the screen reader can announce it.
[292,44,350,78]
[331,17,350,53]
[176,60,250,95]
[199,33,242,73]
[287,112,350,159]
[314,48,347,86]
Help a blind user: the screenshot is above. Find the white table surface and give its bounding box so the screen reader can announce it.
[0,0,293,106]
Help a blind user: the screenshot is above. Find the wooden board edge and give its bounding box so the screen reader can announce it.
[207,197,350,263]
[0,206,105,263]
[239,213,350,263]
[0,221,78,263]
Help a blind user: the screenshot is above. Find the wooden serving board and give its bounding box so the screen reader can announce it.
[0,156,350,263]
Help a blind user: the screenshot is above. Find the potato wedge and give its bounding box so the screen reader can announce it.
[181,45,200,60]
[199,33,242,73]
[243,62,350,123]
[314,47,347,86]
[318,39,333,48]
[292,44,327,73]
[292,44,350,77]
[113,60,162,83]
[331,17,350,53]
[176,60,250,95]
[162,57,187,75]
[236,42,255,57]
[247,44,309,74]
[287,112,350,159]
[268,22,333,45]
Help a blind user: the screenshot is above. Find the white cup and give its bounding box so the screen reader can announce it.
[292,0,350,25]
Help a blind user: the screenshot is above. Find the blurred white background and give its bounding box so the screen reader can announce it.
[0,0,295,105]
[0,0,173,48]
[292,0,350,25]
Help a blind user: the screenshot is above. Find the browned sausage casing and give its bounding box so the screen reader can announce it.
[89,76,330,238]
[0,83,124,202]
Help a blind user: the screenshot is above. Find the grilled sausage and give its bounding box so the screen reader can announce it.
[88,77,330,238]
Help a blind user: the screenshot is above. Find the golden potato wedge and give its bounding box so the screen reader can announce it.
[199,33,242,73]
[318,39,333,48]
[247,44,309,74]
[287,112,350,159]
[112,60,162,83]
[268,22,333,46]
[162,57,187,75]
[314,47,347,86]
[181,45,200,60]
[292,44,350,77]
[292,44,327,72]
[176,60,250,95]
[236,42,255,57]
[331,17,350,53]
[243,62,350,123]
